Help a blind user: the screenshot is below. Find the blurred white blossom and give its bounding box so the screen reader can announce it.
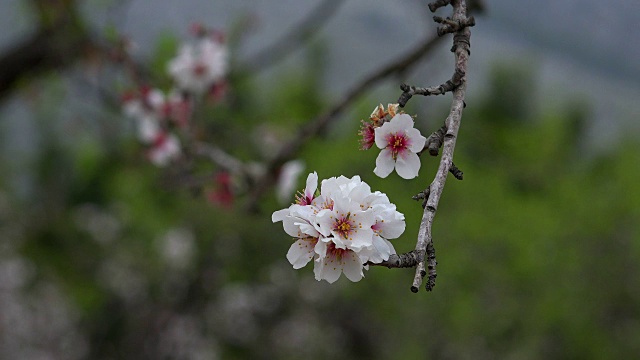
[168,36,228,94]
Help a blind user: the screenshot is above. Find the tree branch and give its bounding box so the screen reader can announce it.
[0,0,91,102]
[408,0,473,292]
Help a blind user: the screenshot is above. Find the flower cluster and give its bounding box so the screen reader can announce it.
[272,172,405,283]
[358,103,426,179]
[122,87,189,166]
[167,26,228,95]
[121,24,229,167]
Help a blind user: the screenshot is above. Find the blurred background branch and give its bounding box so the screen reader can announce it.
[0,0,90,102]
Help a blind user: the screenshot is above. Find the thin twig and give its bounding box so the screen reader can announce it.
[192,141,249,175]
[411,0,472,292]
[398,66,465,106]
[0,0,91,102]
[425,124,447,156]
[367,250,424,269]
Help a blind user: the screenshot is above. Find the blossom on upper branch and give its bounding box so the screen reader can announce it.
[374,113,426,179]
[148,132,181,167]
[358,103,401,150]
[272,172,405,283]
[121,87,183,167]
[167,29,228,95]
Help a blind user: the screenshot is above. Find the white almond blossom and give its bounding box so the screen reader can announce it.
[122,88,166,144]
[167,37,228,95]
[374,113,427,179]
[272,172,405,283]
[148,133,181,167]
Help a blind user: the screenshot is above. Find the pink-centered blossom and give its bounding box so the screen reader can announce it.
[374,113,426,179]
[272,173,406,283]
[148,132,181,167]
[168,36,228,95]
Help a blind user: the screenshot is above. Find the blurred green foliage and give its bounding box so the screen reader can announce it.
[1,48,639,360]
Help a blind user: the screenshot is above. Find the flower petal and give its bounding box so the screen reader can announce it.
[392,113,414,130]
[305,172,318,199]
[315,256,342,283]
[315,209,335,237]
[379,216,405,239]
[407,128,427,153]
[282,216,304,238]
[371,236,395,263]
[287,239,317,269]
[272,208,290,223]
[395,152,421,179]
[374,148,395,178]
[374,125,389,149]
[341,251,364,282]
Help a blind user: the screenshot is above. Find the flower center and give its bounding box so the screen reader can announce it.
[326,242,347,261]
[193,62,208,76]
[387,133,409,159]
[333,212,362,240]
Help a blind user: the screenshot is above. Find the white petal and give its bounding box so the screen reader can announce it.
[392,113,414,130]
[407,128,427,153]
[272,208,290,223]
[315,209,335,237]
[136,115,160,144]
[317,255,342,283]
[305,172,318,199]
[374,149,395,178]
[282,216,303,238]
[377,208,406,239]
[314,240,327,256]
[395,152,421,179]
[287,239,316,269]
[371,236,395,262]
[344,214,375,250]
[341,251,364,282]
[374,125,390,149]
[348,181,372,203]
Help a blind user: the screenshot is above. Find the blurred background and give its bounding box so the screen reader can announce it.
[1,0,639,359]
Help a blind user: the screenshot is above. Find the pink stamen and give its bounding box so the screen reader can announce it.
[192,63,208,76]
[386,133,410,159]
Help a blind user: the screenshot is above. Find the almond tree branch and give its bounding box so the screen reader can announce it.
[367,250,424,268]
[192,142,248,175]
[407,0,473,292]
[0,0,91,102]
[246,32,446,211]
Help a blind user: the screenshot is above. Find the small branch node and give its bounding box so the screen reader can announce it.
[437,16,476,37]
[398,83,417,107]
[449,162,464,180]
[412,187,431,208]
[426,124,447,156]
[428,0,452,12]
